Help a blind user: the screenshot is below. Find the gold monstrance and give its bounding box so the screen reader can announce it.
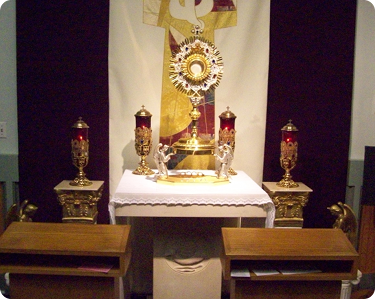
[169,26,224,155]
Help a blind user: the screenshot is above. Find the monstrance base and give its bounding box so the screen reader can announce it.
[172,137,215,156]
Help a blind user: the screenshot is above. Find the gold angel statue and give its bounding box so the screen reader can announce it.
[327,201,357,246]
[5,200,38,228]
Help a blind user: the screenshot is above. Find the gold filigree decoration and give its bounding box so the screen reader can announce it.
[70,139,92,186]
[280,141,298,170]
[134,127,152,156]
[277,140,299,188]
[56,186,103,223]
[169,36,223,97]
[218,127,236,150]
[133,126,154,175]
[273,194,309,219]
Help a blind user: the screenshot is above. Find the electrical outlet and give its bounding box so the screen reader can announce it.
[0,122,7,138]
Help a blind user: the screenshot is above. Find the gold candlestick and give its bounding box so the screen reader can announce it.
[70,117,92,186]
[133,106,154,175]
[277,120,299,188]
[218,107,237,175]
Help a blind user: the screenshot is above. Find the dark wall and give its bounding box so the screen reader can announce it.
[264,1,357,228]
[17,1,110,223]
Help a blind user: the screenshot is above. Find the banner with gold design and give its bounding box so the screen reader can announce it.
[109,0,270,196]
[144,0,237,170]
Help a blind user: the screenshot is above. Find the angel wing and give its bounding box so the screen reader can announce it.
[5,203,19,228]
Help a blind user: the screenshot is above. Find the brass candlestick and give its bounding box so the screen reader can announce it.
[277,120,299,188]
[133,106,154,175]
[70,117,92,186]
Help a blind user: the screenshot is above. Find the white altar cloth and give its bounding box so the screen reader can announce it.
[109,169,275,227]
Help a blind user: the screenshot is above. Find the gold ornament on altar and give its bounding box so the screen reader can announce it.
[70,117,92,186]
[277,120,299,188]
[169,25,223,155]
[218,107,237,175]
[133,105,155,175]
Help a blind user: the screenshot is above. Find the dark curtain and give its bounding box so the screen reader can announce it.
[17,1,110,223]
[264,1,357,228]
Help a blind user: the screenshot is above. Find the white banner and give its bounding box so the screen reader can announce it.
[109,0,270,196]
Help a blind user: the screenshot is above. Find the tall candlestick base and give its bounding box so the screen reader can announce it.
[70,169,92,187]
[277,172,299,188]
[55,180,104,224]
[133,156,154,176]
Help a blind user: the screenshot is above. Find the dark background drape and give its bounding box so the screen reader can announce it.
[17,1,110,223]
[17,1,356,227]
[263,1,356,228]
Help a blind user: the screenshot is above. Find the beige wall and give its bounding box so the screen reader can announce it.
[0,0,17,155]
[350,0,375,160]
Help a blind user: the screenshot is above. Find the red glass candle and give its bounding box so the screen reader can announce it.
[72,117,89,141]
[281,120,298,143]
[219,107,236,131]
[135,105,152,128]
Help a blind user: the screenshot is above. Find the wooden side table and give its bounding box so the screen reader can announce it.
[0,222,131,299]
[221,228,359,299]
[262,182,312,228]
[54,180,104,224]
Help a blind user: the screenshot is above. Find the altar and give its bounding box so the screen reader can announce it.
[109,169,274,226]
[109,169,274,298]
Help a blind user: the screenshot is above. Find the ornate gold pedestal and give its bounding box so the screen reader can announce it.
[262,182,312,228]
[54,180,104,224]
